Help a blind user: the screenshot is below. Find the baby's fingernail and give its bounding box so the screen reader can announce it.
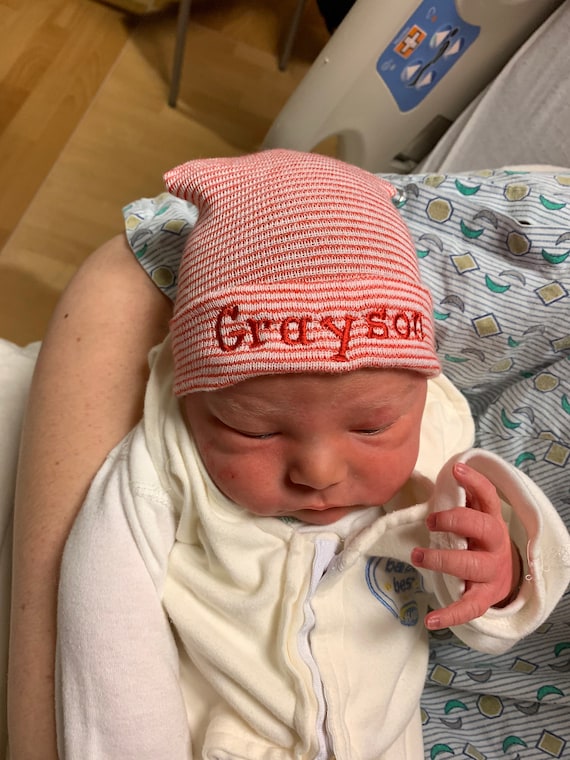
[426,615,440,630]
[454,462,467,476]
[411,548,424,564]
[426,513,436,529]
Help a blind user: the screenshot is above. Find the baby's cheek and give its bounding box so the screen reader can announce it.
[192,441,231,486]
[196,444,278,511]
[206,458,262,508]
[204,458,240,494]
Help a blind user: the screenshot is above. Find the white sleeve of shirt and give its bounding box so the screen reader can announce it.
[56,426,191,760]
[427,448,570,654]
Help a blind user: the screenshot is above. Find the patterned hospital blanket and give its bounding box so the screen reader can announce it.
[123,168,570,759]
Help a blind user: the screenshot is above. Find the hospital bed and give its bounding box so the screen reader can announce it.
[263,0,568,173]
[1,2,569,757]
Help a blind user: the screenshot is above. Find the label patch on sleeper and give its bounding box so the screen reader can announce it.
[365,557,423,626]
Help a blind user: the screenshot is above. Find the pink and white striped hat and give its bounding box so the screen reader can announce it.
[164,149,440,395]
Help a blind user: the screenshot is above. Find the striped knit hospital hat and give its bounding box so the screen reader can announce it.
[164,149,440,395]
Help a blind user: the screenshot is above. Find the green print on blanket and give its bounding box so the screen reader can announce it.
[123,168,570,759]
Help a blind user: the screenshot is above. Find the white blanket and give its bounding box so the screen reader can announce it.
[0,340,40,758]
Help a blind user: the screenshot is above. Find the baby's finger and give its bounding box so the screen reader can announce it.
[427,508,507,552]
[424,587,493,630]
[453,462,501,517]
[411,546,498,583]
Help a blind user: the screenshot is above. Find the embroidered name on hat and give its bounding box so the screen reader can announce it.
[165,149,442,394]
[215,303,426,362]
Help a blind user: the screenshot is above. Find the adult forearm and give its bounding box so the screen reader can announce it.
[8,235,171,759]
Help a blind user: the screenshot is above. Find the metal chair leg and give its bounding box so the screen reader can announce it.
[279,0,308,71]
[168,0,193,108]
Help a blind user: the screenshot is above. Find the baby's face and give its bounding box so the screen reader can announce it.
[181,369,427,525]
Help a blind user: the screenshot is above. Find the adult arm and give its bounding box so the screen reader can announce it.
[8,234,172,760]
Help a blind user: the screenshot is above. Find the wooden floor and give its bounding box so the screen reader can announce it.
[0,0,329,344]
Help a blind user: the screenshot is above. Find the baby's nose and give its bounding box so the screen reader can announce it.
[287,444,345,492]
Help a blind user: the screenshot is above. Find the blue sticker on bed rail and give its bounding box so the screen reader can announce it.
[376,0,480,112]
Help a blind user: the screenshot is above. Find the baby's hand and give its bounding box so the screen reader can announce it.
[411,462,522,630]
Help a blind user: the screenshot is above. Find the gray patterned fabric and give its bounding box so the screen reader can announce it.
[123,167,570,758]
